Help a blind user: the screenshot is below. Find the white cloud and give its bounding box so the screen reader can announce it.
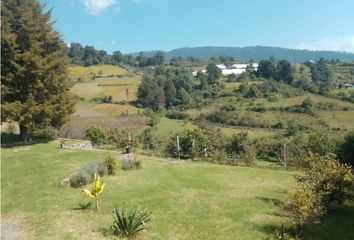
[81,0,116,16]
[111,40,116,45]
[298,35,354,53]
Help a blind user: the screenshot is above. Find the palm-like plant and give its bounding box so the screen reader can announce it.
[111,205,150,237]
[82,173,105,211]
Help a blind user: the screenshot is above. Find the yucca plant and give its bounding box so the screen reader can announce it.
[82,173,105,211]
[111,205,150,237]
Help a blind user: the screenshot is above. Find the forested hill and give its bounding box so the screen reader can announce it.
[132,46,354,62]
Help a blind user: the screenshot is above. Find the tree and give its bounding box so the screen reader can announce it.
[112,51,123,65]
[256,59,276,79]
[137,75,159,111]
[68,42,84,65]
[163,79,176,108]
[311,58,333,93]
[206,63,222,84]
[1,0,75,141]
[275,59,294,84]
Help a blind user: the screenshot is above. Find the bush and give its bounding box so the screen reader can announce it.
[69,160,108,188]
[69,171,91,188]
[141,127,161,152]
[108,128,129,149]
[179,128,208,159]
[111,205,150,237]
[307,132,337,156]
[338,131,354,166]
[165,111,190,120]
[225,131,249,155]
[284,154,354,234]
[85,125,107,145]
[105,155,119,175]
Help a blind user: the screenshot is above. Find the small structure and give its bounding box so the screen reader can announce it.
[343,83,354,89]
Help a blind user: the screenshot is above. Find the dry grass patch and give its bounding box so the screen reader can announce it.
[69,65,127,79]
[91,104,140,116]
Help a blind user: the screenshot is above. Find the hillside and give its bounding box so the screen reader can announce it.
[132,46,354,63]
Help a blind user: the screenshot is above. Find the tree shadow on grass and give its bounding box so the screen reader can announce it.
[1,133,51,148]
[256,196,283,207]
[303,202,354,240]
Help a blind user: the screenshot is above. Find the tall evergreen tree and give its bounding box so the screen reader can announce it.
[1,0,75,141]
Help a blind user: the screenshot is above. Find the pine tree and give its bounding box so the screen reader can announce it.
[1,0,75,141]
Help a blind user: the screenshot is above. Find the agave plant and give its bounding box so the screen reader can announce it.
[111,205,150,237]
[82,173,105,211]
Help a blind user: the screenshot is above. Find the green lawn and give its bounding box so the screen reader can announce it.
[2,142,353,239]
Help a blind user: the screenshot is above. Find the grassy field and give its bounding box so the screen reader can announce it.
[2,142,354,239]
[69,65,128,80]
[71,75,140,102]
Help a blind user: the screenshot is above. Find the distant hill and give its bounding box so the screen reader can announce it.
[131,46,354,63]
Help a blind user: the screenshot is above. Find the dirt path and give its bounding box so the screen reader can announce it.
[1,218,23,240]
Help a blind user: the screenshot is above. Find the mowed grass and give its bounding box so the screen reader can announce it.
[3,143,353,239]
[2,142,294,240]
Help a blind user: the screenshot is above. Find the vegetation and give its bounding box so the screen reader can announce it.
[105,154,119,175]
[284,154,354,235]
[82,174,106,211]
[1,0,75,141]
[111,205,150,237]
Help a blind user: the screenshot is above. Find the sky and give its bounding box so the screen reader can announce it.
[43,0,354,54]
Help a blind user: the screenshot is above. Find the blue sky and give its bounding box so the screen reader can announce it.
[44,0,354,53]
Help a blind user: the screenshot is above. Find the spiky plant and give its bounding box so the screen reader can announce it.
[111,205,150,237]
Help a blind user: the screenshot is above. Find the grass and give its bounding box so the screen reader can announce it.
[69,65,127,79]
[1,142,292,239]
[71,75,140,101]
[2,142,353,239]
[154,117,197,139]
[219,126,278,139]
[91,103,141,116]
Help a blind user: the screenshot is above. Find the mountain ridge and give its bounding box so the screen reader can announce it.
[130,46,354,63]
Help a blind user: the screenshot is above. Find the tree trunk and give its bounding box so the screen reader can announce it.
[19,124,29,142]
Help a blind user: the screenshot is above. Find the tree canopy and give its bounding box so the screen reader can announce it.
[1,0,75,140]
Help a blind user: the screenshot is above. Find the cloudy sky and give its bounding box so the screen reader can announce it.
[44,0,354,53]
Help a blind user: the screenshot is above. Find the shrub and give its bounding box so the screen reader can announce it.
[179,128,208,159]
[243,144,256,166]
[111,205,150,237]
[134,156,143,169]
[108,128,129,149]
[307,132,337,156]
[165,111,190,120]
[284,154,354,234]
[105,155,119,175]
[69,160,108,188]
[225,131,249,155]
[85,125,107,145]
[338,131,354,166]
[69,171,91,188]
[141,127,161,152]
